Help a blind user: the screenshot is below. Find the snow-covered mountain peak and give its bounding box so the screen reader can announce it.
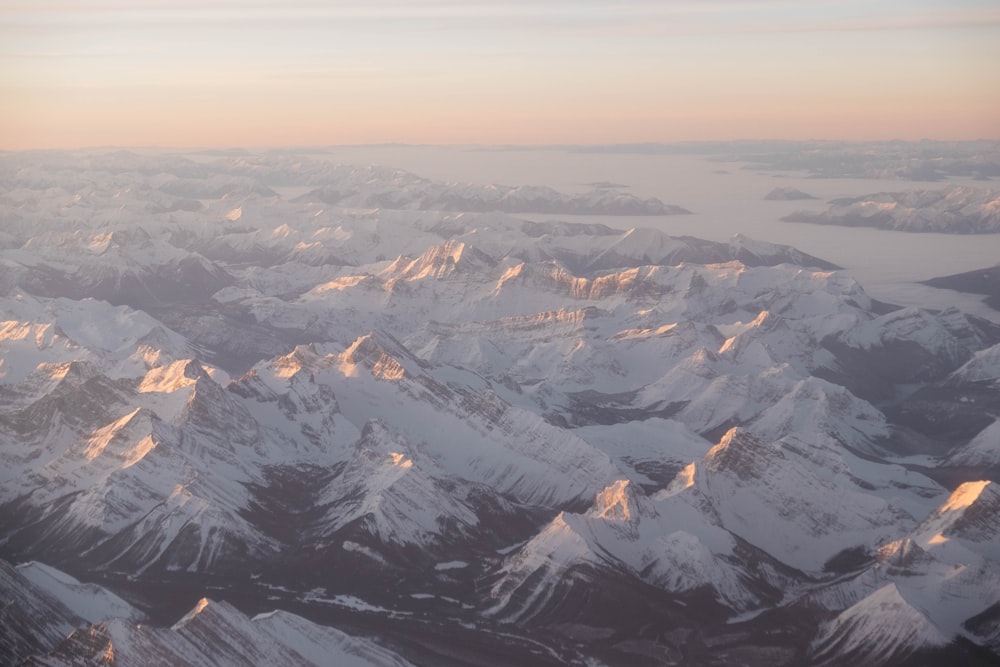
[312,418,492,549]
[41,359,100,386]
[171,597,212,630]
[949,419,1000,467]
[949,341,1000,384]
[15,561,141,625]
[339,332,422,381]
[749,376,890,453]
[663,462,698,495]
[356,419,412,459]
[703,427,769,478]
[941,479,994,513]
[0,318,64,349]
[137,359,207,394]
[82,406,156,465]
[812,583,948,665]
[726,233,841,270]
[267,343,325,379]
[588,480,641,522]
[619,226,676,251]
[914,480,1000,560]
[387,239,496,281]
[688,420,939,573]
[874,537,937,573]
[586,227,689,270]
[848,306,993,368]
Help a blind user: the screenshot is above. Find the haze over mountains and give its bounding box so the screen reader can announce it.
[1,145,999,666]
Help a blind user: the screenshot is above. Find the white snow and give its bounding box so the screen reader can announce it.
[2,147,998,664]
[434,560,469,571]
[16,561,140,624]
[950,420,1000,467]
[812,583,948,664]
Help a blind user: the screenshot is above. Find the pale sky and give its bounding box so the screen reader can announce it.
[1,0,998,149]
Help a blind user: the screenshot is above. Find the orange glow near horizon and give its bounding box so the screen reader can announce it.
[1,2,998,149]
[4,86,996,151]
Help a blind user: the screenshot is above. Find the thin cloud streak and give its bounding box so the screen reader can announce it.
[764,8,1000,33]
[0,51,96,59]
[2,1,996,33]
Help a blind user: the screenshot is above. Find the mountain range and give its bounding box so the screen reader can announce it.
[782,186,1000,234]
[1,150,998,666]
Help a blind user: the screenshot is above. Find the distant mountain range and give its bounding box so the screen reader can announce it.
[783,186,1000,233]
[570,139,1000,181]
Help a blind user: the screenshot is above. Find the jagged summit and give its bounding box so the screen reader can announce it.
[339,331,424,380]
[588,479,641,522]
[913,480,1000,559]
[382,240,497,281]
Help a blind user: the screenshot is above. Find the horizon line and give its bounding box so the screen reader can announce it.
[4,137,1000,153]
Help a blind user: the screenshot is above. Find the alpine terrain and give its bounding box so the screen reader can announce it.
[1,149,998,666]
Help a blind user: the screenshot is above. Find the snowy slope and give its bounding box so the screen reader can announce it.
[0,559,86,662]
[310,420,496,549]
[811,583,948,665]
[0,558,414,667]
[950,420,1000,467]
[800,481,1000,663]
[16,561,140,624]
[246,335,623,509]
[691,427,941,573]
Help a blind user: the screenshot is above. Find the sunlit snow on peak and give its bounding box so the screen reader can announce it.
[172,597,211,630]
[590,480,636,521]
[388,452,413,469]
[941,480,992,513]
